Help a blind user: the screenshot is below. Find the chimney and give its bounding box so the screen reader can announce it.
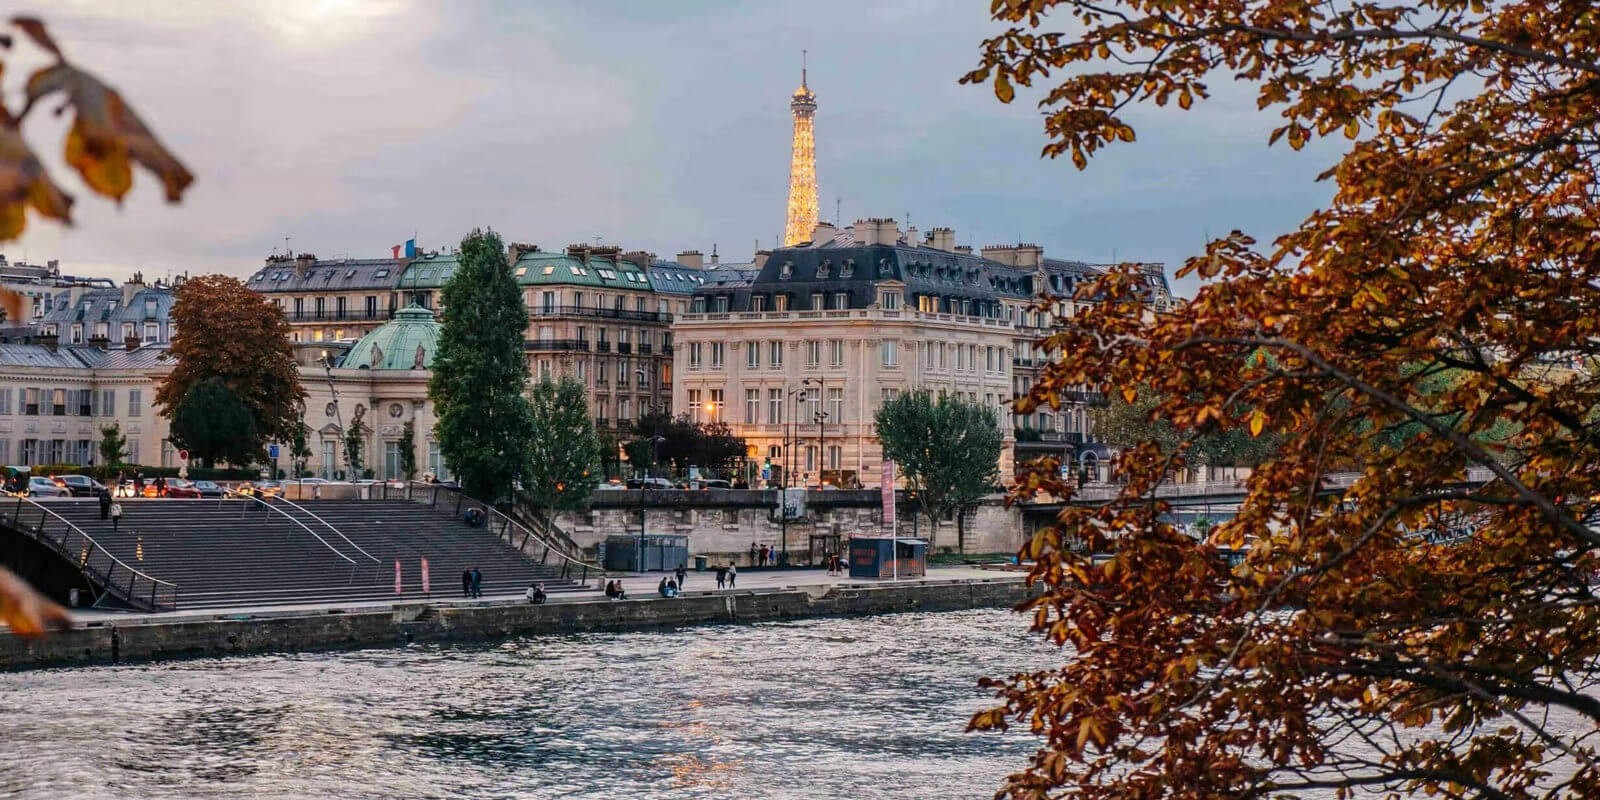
[810,221,837,245]
[620,250,652,270]
[1016,243,1044,268]
[856,217,900,247]
[676,250,703,269]
[904,226,918,247]
[928,227,956,252]
[565,244,591,264]
[124,334,140,351]
[981,245,1018,266]
[753,250,771,269]
[295,252,316,276]
[122,272,144,306]
[507,242,540,263]
[954,245,973,255]
[710,244,720,265]
[38,333,57,353]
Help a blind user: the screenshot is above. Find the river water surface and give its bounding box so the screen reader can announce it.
[0,609,1053,799]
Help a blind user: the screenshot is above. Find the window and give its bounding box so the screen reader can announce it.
[804,446,817,473]
[144,321,159,342]
[688,390,701,416]
[708,390,723,420]
[542,291,556,313]
[573,291,585,309]
[128,439,140,465]
[619,398,631,421]
[596,398,609,422]
[828,445,842,471]
[881,388,900,405]
[805,341,820,366]
[986,346,996,372]
[101,390,114,416]
[810,292,825,310]
[881,291,900,310]
[51,389,65,416]
[322,441,336,479]
[918,295,937,312]
[617,360,628,387]
[576,360,587,381]
[384,441,402,480]
[957,344,966,371]
[336,297,348,317]
[614,295,624,311]
[829,340,844,367]
[428,441,450,481]
[768,389,784,425]
[827,388,843,422]
[774,294,789,312]
[77,389,91,417]
[751,295,765,312]
[689,343,703,368]
[769,341,783,368]
[938,343,947,370]
[745,389,760,424]
[129,389,142,417]
[924,342,935,369]
[713,296,729,313]
[366,296,378,317]
[20,439,36,465]
[881,340,898,367]
[833,292,848,309]
[746,342,760,369]
[710,342,724,368]
[806,388,821,422]
[0,440,10,465]
[0,389,10,416]
[539,359,553,380]
[314,297,325,319]
[70,324,83,344]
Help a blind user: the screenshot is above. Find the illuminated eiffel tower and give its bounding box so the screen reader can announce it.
[783,52,819,247]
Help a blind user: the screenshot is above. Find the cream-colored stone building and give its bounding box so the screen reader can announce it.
[672,218,1171,489]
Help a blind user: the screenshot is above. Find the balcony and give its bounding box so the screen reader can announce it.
[616,342,632,355]
[286,308,395,323]
[524,339,590,352]
[595,341,611,353]
[528,304,672,323]
[637,343,653,356]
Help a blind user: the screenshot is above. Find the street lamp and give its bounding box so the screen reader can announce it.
[780,385,807,566]
[802,377,828,488]
[638,434,666,573]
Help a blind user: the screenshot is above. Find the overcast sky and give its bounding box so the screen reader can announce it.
[10,0,1338,297]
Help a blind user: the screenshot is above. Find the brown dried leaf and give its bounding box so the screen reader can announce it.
[26,63,193,203]
[0,565,71,637]
[0,122,74,240]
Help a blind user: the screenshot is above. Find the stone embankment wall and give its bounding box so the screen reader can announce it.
[0,577,1030,670]
[555,490,1024,565]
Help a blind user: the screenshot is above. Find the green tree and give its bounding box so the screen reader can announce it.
[343,417,366,477]
[427,229,535,501]
[1093,387,1283,474]
[524,377,601,513]
[596,429,622,480]
[398,419,417,481]
[169,377,257,468]
[290,419,312,478]
[97,423,126,467]
[875,391,1002,550]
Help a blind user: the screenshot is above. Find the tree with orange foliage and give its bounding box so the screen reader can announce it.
[967,2,1600,798]
[0,16,192,637]
[156,274,304,459]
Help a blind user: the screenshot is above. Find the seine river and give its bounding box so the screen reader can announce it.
[0,609,1056,799]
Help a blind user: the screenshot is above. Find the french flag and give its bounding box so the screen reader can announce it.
[391,238,416,259]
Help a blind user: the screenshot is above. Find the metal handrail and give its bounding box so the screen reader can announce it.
[225,489,359,568]
[0,492,177,611]
[394,481,601,586]
[267,493,381,563]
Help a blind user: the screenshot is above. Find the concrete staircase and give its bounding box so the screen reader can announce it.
[42,497,594,611]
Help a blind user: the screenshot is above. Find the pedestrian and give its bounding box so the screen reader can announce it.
[155,475,167,497]
[461,568,472,598]
[674,563,687,590]
[715,564,727,590]
[110,500,123,532]
[470,566,483,598]
[525,582,547,604]
[759,544,768,567]
[749,542,758,566]
[727,562,738,589]
[134,471,144,496]
[658,576,671,597]
[98,488,112,520]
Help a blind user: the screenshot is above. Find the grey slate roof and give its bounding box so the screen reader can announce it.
[0,343,95,369]
[40,286,174,326]
[76,346,173,370]
[247,258,407,292]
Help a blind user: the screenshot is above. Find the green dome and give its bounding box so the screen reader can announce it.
[341,306,440,370]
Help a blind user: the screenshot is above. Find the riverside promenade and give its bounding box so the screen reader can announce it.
[0,565,1032,669]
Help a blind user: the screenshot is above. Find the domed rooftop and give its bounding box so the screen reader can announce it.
[340,305,440,370]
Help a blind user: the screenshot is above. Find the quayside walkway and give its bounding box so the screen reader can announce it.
[10,496,592,611]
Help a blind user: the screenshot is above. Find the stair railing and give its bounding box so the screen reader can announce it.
[0,492,177,611]
[225,489,366,581]
[390,482,601,588]
[266,493,381,564]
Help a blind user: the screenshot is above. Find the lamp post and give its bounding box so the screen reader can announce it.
[638,434,665,573]
[781,386,806,565]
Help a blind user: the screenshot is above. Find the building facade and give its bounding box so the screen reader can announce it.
[671,218,1171,488]
[245,254,410,344]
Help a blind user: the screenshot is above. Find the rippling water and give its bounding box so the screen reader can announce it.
[0,610,1054,799]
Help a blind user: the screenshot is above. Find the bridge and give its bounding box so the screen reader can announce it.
[0,485,601,612]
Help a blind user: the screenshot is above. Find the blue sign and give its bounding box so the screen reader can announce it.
[268,444,281,459]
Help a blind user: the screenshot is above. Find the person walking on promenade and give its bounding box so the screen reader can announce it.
[470,566,483,598]
[715,564,727,590]
[98,488,112,520]
[461,569,472,598]
[674,563,687,590]
[727,562,738,589]
[758,544,768,567]
[155,476,167,497]
[748,542,758,566]
[110,501,123,532]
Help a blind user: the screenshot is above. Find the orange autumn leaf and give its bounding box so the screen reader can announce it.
[26,63,194,203]
[0,565,71,637]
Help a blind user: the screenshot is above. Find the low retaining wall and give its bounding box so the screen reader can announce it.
[0,577,1031,670]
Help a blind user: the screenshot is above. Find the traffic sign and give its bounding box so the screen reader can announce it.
[268,444,281,459]
[178,449,189,462]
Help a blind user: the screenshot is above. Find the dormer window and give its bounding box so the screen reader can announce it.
[880,291,900,310]
[817,260,831,279]
[779,261,794,279]
[877,258,892,278]
[70,324,83,343]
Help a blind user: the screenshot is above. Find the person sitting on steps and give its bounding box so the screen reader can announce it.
[525,582,546,604]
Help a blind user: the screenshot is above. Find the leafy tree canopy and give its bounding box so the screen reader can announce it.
[875,391,1002,544]
[428,229,536,501]
[97,423,126,467]
[627,410,747,477]
[524,377,601,512]
[169,377,257,468]
[156,273,303,452]
[968,2,1600,797]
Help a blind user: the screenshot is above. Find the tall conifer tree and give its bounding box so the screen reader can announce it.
[428,230,536,501]
[523,377,602,515]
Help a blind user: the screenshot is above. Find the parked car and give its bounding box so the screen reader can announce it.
[239,480,284,498]
[51,474,107,497]
[27,476,70,498]
[627,477,674,490]
[596,480,627,491]
[691,478,732,491]
[164,478,199,498]
[114,479,161,498]
[189,480,225,498]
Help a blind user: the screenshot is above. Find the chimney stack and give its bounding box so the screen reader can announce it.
[927,227,956,252]
[904,226,918,247]
[507,242,541,263]
[676,250,703,269]
[811,221,837,245]
[855,217,900,247]
[124,334,140,352]
[295,252,316,276]
[39,333,57,353]
[620,251,652,270]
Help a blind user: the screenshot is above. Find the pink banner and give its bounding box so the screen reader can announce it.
[881,460,896,533]
[421,557,431,595]
[394,559,403,594]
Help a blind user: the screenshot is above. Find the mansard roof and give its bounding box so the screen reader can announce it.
[40,285,174,326]
[247,257,406,292]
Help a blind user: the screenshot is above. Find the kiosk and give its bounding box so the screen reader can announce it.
[847,536,928,579]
